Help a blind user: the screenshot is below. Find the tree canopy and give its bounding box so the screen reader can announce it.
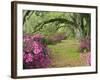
[23,10,91,38]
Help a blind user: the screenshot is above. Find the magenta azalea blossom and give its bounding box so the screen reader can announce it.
[23,52,33,63]
[23,33,51,69]
[31,34,43,40]
[23,33,31,42]
[32,41,43,54]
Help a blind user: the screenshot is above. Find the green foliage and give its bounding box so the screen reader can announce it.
[39,23,57,36]
[23,10,91,39]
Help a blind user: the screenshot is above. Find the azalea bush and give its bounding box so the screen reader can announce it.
[80,52,91,66]
[23,33,51,69]
[46,32,67,44]
[79,37,91,53]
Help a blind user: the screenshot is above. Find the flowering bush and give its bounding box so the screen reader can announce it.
[87,53,91,65]
[80,52,91,66]
[47,32,67,44]
[23,52,33,63]
[23,33,51,69]
[79,37,91,53]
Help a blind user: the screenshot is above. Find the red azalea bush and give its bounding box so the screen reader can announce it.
[23,33,51,69]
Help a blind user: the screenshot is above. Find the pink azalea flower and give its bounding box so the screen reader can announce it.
[32,41,42,54]
[23,33,31,42]
[87,53,91,65]
[31,34,43,40]
[24,53,33,63]
[23,33,51,68]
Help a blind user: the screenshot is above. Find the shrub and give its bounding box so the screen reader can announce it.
[79,37,91,53]
[23,33,51,69]
[47,32,67,44]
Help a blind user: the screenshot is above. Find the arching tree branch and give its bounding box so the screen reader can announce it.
[33,18,77,33]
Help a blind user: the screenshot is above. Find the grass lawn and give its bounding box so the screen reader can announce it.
[48,39,87,67]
